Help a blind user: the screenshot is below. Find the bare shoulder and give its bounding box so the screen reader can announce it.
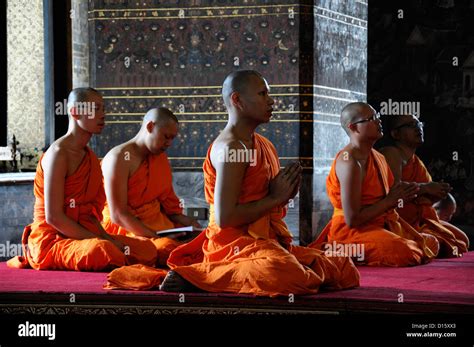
[210,133,249,170]
[335,147,362,183]
[42,140,68,167]
[102,143,133,168]
[211,133,244,158]
[41,139,69,173]
[335,146,357,167]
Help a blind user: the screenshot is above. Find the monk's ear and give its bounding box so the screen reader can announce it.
[146,120,155,133]
[347,123,357,133]
[390,129,400,140]
[230,92,243,110]
[68,106,81,121]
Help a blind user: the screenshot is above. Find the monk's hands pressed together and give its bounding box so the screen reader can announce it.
[289,162,302,201]
[268,161,302,205]
[385,181,420,208]
[421,181,452,201]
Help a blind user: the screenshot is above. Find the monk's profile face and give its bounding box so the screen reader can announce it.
[351,105,383,141]
[391,114,424,147]
[148,121,178,155]
[71,93,106,134]
[239,75,274,123]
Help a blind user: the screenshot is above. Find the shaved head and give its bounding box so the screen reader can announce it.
[65,87,105,133]
[67,87,101,115]
[222,70,264,108]
[142,107,178,128]
[436,192,456,210]
[138,107,179,154]
[340,102,373,135]
[434,193,457,222]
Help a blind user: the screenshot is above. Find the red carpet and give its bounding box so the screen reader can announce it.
[1,252,473,314]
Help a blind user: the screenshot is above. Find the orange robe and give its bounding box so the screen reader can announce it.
[310,149,439,267]
[398,154,469,257]
[7,147,157,271]
[101,153,182,266]
[105,264,168,291]
[161,133,360,296]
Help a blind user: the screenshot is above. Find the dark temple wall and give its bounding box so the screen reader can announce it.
[368,0,474,234]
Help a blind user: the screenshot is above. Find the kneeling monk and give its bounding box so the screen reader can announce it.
[8,88,157,271]
[156,70,360,296]
[310,103,439,267]
[380,114,469,257]
[101,107,201,266]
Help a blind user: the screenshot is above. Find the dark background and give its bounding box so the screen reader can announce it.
[369,0,474,227]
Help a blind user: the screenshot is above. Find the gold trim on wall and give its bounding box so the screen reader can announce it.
[104,119,336,124]
[88,4,307,13]
[104,111,336,116]
[88,4,307,21]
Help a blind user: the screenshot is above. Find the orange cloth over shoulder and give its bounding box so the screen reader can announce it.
[398,154,469,257]
[162,133,360,296]
[101,153,182,265]
[7,147,157,271]
[310,149,438,267]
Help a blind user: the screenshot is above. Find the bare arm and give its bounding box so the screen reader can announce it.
[418,181,451,203]
[212,141,300,228]
[102,150,156,238]
[380,147,450,202]
[43,148,105,239]
[336,155,418,228]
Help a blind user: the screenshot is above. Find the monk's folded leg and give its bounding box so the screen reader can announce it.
[112,235,158,266]
[337,229,426,267]
[47,238,126,271]
[150,237,181,267]
[438,222,469,255]
[171,239,358,296]
[417,219,467,257]
[288,244,360,290]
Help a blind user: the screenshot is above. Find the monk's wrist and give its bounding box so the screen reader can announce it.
[266,194,282,208]
[417,183,428,195]
[382,197,396,210]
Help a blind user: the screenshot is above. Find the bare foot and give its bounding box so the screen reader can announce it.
[159,270,202,292]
